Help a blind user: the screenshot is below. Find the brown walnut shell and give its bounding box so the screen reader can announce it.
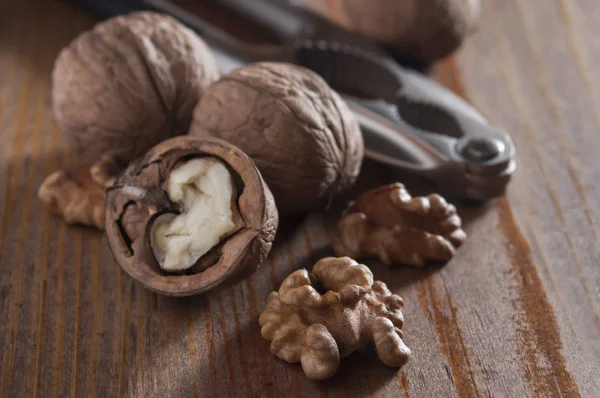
[191,62,364,215]
[328,0,480,63]
[105,136,278,296]
[53,11,219,163]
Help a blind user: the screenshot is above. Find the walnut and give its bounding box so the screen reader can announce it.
[37,155,122,229]
[105,136,278,296]
[331,183,466,266]
[259,257,410,380]
[190,62,364,215]
[318,0,480,63]
[52,11,219,164]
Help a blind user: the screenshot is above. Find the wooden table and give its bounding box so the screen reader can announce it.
[1,0,599,397]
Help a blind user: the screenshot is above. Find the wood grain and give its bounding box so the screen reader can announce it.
[1,0,600,397]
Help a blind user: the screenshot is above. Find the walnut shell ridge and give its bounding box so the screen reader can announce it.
[191,62,364,215]
[53,11,219,163]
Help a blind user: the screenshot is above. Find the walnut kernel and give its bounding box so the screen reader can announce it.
[331,183,466,266]
[259,257,410,380]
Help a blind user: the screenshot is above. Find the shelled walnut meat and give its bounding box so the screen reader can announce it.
[105,136,278,296]
[38,155,123,229]
[332,183,466,266]
[191,62,364,215]
[259,257,410,380]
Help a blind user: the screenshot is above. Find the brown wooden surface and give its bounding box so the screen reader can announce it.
[1,0,600,397]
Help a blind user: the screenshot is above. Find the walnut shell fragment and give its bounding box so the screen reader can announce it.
[37,155,123,229]
[331,183,466,266]
[53,11,219,163]
[191,62,364,215]
[105,136,278,296]
[259,257,410,380]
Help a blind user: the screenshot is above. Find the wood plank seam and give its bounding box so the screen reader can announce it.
[30,28,58,396]
[68,232,83,398]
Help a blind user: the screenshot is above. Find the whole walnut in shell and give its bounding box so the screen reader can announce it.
[317,0,480,63]
[105,136,278,296]
[259,257,410,380]
[191,62,364,215]
[53,11,219,163]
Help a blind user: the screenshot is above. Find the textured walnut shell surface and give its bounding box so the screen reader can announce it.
[53,11,219,163]
[105,136,278,296]
[191,62,364,215]
[337,0,480,63]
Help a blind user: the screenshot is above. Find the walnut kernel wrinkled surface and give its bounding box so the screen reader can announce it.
[38,155,122,229]
[151,158,243,271]
[259,257,410,380]
[332,183,466,266]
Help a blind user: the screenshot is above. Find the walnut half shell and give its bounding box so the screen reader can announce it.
[105,136,278,296]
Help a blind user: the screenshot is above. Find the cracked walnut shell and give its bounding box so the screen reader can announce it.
[331,183,466,266]
[191,62,364,215]
[105,136,278,296]
[259,257,410,380]
[52,11,219,163]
